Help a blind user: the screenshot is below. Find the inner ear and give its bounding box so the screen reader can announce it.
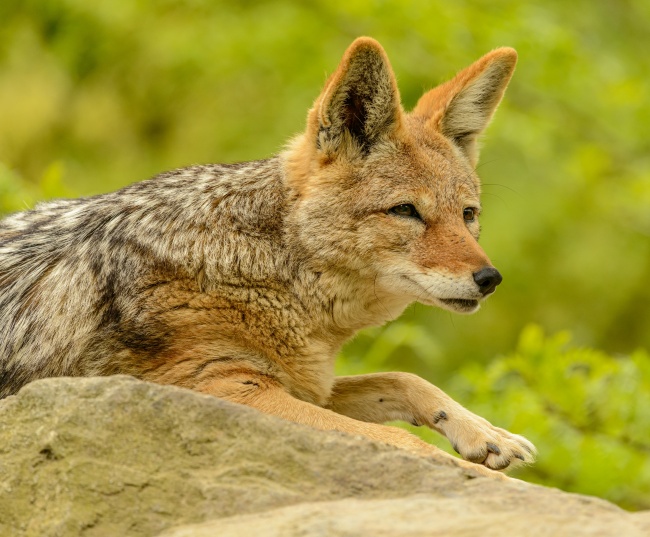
[450,130,478,156]
[316,37,402,157]
[342,90,367,143]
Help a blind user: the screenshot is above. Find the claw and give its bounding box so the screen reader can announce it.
[433,410,448,424]
[466,450,488,464]
[486,442,501,455]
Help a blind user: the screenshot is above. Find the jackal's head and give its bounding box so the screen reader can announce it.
[285,37,517,315]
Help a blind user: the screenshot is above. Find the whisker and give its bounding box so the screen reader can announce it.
[373,273,393,319]
[482,183,520,195]
[480,192,507,205]
[473,158,502,172]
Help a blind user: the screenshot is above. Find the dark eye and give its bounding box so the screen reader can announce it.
[463,207,477,222]
[389,204,420,219]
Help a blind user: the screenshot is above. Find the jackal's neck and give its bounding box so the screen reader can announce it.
[278,150,412,343]
[292,266,411,344]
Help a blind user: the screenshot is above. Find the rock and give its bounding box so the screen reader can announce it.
[0,376,647,537]
[160,496,650,537]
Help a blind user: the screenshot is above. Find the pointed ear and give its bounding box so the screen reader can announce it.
[312,37,402,157]
[413,48,517,167]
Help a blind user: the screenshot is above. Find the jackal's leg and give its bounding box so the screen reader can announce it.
[326,372,536,471]
[194,369,504,479]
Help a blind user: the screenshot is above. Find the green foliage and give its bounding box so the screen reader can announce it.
[450,325,650,510]
[1,0,649,509]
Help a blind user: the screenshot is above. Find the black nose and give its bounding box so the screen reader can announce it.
[473,267,503,296]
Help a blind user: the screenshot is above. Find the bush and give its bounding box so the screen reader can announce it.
[449,326,650,509]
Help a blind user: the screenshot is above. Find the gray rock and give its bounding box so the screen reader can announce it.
[160,496,650,537]
[0,376,646,537]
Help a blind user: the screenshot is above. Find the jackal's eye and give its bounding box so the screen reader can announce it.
[389,204,420,219]
[463,207,477,222]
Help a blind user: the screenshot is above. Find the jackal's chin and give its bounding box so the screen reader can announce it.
[435,298,481,314]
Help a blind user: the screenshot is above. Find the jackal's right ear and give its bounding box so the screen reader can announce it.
[413,48,517,167]
[310,37,402,157]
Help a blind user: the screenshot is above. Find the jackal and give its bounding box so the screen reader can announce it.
[0,37,534,475]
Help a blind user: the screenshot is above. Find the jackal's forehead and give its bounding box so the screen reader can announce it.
[352,121,481,211]
[407,116,480,190]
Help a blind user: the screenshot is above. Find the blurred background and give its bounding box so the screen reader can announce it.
[1,0,649,509]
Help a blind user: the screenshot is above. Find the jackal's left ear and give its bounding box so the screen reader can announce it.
[313,37,402,157]
[413,48,517,167]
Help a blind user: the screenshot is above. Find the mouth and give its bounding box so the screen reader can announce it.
[399,275,482,314]
[438,298,480,313]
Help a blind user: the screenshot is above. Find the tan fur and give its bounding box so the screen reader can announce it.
[0,38,535,477]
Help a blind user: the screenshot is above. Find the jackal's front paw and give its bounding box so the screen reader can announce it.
[430,409,536,471]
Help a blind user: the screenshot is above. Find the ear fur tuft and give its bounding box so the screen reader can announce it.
[413,47,518,166]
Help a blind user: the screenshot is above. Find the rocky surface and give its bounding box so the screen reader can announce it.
[0,376,648,537]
